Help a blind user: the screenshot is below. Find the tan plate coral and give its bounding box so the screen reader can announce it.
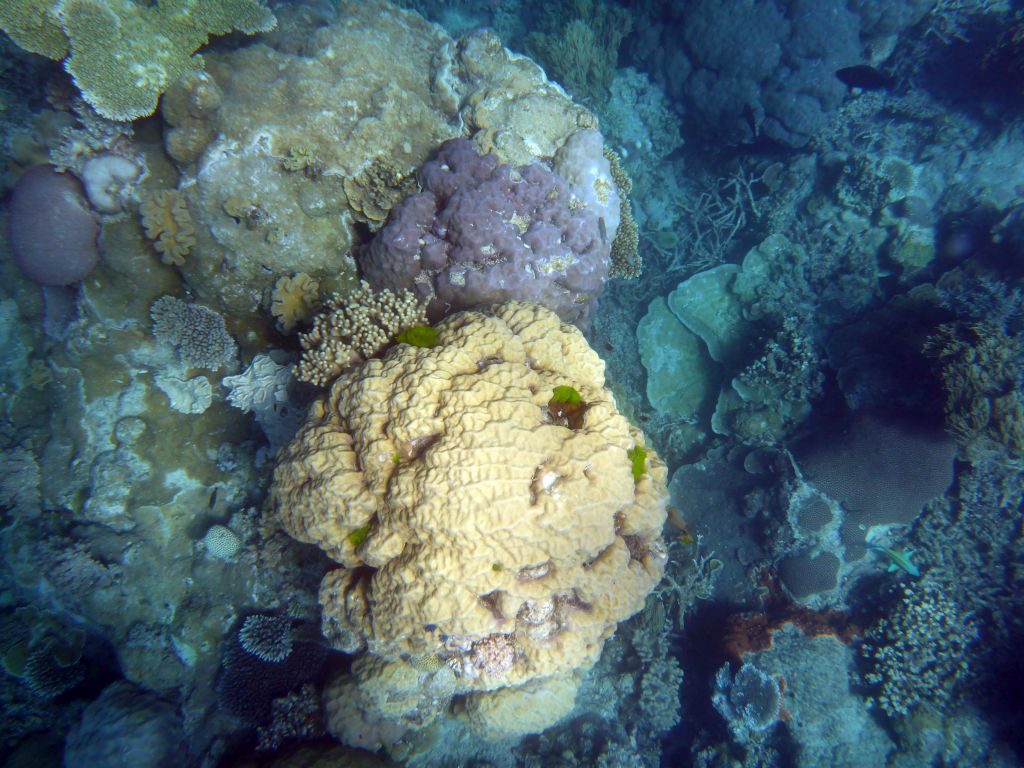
[272,301,669,746]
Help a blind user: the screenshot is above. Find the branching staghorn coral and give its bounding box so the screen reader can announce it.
[642,166,763,287]
[860,578,979,717]
[295,281,426,387]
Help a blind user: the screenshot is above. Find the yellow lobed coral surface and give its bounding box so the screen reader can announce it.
[459,671,580,741]
[273,301,668,743]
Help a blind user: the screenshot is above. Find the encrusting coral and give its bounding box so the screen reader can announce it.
[141,1,600,321]
[295,281,426,387]
[342,158,419,229]
[605,145,641,279]
[272,301,669,746]
[151,295,237,371]
[271,273,320,333]
[0,0,276,120]
[140,190,196,267]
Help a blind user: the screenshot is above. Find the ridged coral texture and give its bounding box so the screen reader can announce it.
[272,301,668,740]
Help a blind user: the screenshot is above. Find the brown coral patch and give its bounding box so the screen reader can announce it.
[295,281,426,387]
[343,159,418,228]
[271,273,320,333]
[722,567,861,663]
[140,189,195,266]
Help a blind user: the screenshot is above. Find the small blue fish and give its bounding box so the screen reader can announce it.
[868,545,920,578]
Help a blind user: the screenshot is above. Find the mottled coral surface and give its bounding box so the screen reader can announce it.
[360,139,611,327]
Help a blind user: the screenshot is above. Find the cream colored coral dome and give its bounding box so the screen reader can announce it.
[272,301,669,743]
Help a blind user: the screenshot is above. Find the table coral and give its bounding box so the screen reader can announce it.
[272,301,668,746]
[0,0,67,59]
[0,0,275,120]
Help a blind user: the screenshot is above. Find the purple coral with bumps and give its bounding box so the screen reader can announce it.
[359,139,611,327]
[8,165,99,286]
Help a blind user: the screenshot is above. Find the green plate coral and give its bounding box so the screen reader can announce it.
[1,0,276,120]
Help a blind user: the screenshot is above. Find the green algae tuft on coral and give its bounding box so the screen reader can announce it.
[1,0,276,121]
[627,445,648,482]
[395,325,440,349]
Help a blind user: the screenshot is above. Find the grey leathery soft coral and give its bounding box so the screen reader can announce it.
[64,681,186,768]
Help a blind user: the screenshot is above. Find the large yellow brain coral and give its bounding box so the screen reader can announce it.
[272,301,668,744]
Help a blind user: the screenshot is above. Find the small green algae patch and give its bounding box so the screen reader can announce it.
[549,385,586,430]
[396,325,440,348]
[348,525,371,548]
[627,445,647,482]
[551,385,582,405]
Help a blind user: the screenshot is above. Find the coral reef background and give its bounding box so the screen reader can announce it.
[1,1,1024,767]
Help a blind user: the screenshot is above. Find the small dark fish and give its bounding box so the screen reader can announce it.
[598,216,607,244]
[836,65,890,90]
[208,488,218,508]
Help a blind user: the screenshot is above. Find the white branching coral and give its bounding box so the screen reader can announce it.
[295,281,426,387]
[861,579,979,717]
[222,354,300,449]
[222,354,291,415]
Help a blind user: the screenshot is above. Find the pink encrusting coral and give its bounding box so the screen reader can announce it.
[359,138,612,328]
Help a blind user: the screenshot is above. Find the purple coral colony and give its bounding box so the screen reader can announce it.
[1,1,1023,766]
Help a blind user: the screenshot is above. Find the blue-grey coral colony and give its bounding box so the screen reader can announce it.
[1,1,1023,767]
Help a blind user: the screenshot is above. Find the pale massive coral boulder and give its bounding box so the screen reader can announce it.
[272,301,668,747]
[160,0,596,318]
